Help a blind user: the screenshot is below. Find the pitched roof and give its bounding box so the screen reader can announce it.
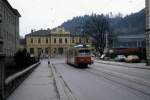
[25,30,51,37]
[2,0,21,17]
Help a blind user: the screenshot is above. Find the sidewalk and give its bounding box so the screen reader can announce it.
[7,60,59,100]
[94,59,150,70]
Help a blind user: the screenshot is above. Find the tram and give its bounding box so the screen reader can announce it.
[67,44,93,67]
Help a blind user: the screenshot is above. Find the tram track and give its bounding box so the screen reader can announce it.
[86,66,150,97]
[53,63,150,99]
[90,64,150,87]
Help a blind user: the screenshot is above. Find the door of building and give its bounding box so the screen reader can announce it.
[58,47,63,55]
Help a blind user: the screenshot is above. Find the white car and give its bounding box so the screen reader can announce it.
[125,55,140,63]
[115,55,126,62]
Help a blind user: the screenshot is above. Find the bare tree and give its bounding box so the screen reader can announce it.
[83,14,110,55]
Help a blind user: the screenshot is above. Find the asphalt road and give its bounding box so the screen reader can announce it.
[51,58,150,100]
[92,62,150,81]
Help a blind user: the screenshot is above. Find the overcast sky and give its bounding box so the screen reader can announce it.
[8,0,145,37]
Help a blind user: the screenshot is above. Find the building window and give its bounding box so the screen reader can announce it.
[59,38,62,43]
[86,39,89,43]
[72,37,75,43]
[0,44,2,52]
[54,38,56,43]
[54,48,57,54]
[38,38,41,43]
[45,48,48,54]
[0,22,1,37]
[31,38,33,43]
[72,39,74,43]
[46,38,48,43]
[30,48,34,54]
[79,38,81,43]
[38,48,42,54]
[65,38,67,43]
[7,32,8,40]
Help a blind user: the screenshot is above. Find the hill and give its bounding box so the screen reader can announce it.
[60,9,145,35]
[112,9,145,35]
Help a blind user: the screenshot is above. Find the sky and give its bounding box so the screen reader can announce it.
[8,0,145,37]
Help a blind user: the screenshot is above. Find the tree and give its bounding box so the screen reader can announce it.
[83,14,110,55]
[14,49,33,70]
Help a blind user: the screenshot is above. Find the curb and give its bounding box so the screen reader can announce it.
[50,64,77,100]
[94,60,150,70]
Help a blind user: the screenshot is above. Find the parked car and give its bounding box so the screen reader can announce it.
[115,55,126,62]
[125,55,140,63]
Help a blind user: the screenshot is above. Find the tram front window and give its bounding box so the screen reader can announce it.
[79,50,90,56]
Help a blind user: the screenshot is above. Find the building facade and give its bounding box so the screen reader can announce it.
[0,0,3,55]
[0,0,21,57]
[146,0,150,65]
[0,0,20,99]
[112,34,146,49]
[25,28,92,57]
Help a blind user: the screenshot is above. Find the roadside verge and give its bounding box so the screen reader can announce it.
[94,59,150,70]
[50,64,77,100]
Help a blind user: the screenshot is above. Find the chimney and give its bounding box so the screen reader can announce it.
[47,28,50,30]
[31,29,34,33]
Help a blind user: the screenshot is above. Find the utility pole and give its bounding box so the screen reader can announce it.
[106,33,108,50]
[104,32,108,54]
[50,33,52,58]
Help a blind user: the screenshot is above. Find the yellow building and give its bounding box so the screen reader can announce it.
[25,28,92,57]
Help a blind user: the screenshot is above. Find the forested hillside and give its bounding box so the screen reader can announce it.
[60,9,145,35]
[112,9,145,35]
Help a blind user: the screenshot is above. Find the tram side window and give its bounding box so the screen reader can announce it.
[79,50,90,56]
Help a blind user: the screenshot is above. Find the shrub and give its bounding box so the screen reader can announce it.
[14,49,36,70]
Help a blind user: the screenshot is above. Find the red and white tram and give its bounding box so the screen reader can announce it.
[67,44,93,67]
